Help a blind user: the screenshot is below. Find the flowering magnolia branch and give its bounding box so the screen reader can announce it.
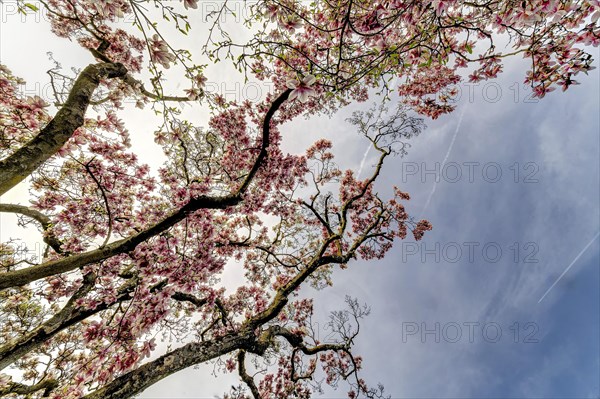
[211,0,598,117]
[0,62,127,196]
[0,89,291,291]
[65,169,402,398]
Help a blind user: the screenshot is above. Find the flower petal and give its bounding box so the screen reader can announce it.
[302,74,316,86]
[286,79,298,89]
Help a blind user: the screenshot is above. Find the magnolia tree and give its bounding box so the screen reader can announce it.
[0,0,597,398]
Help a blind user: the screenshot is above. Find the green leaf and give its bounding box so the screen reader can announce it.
[24,3,39,11]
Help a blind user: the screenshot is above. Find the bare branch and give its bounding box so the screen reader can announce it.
[237,350,260,399]
[0,203,63,254]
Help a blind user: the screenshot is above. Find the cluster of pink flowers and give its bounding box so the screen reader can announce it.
[149,34,176,69]
[0,65,51,157]
[263,1,304,33]
[251,0,599,118]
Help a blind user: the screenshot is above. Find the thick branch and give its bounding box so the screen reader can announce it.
[0,62,127,196]
[271,325,348,354]
[245,254,341,329]
[237,89,292,194]
[81,330,261,399]
[0,378,58,397]
[171,292,208,308]
[0,203,63,253]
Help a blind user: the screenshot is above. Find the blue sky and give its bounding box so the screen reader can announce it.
[306,53,600,398]
[1,3,598,398]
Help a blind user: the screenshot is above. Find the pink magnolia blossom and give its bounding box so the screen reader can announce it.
[149,34,176,69]
[264,4,279,22]
[279,15,303,33]
[94,0,124,18]
[286,74,317,102]
[183,0,198,10]
[430,0,452,15]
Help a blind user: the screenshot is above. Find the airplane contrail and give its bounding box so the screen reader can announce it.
[357,144,371,179]
[419,106,466,219]
[538,231,599,303]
